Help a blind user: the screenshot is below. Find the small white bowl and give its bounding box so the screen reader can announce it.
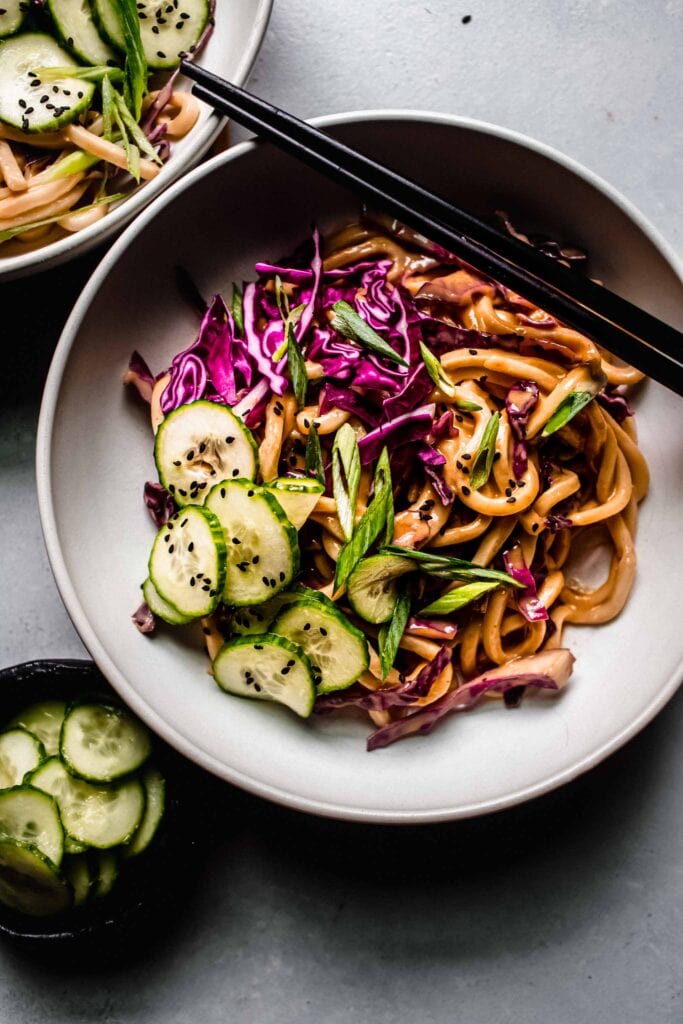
[37,112,683,823]
[0,0,272,281]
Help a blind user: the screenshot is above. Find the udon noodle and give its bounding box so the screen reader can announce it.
[130,215,648,747]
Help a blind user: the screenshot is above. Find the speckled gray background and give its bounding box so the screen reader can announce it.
[1,1,682,1021]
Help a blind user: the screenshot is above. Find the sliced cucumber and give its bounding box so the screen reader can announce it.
[30,758,145,850]
[0,786,64,866]
[124,766,165,857]
[0,0,27,40]
[148,505,226,619]
[230,591,299,636]
[9,701,66,757]
[142,576,193,626]
[60,702,151,783]
[0,837,72,917]
[268,477,324,529]
[346,554,415,624]
[155,401,258,507]
[213,634,315,718]
[0,33,95,133]
[0,729,45,788]
[47,0,119,66]
[63,853,92,907]
[271,599,369,694]
[64,836,87,855]
[94,0,209,69]
[93,849,119,898]
[205,479,299,607]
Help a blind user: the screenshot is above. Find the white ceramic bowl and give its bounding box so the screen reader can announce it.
[0,0,272,281]
[37,112,683,823]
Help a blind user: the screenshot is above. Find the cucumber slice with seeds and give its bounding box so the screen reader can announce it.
[142,576,193,626]
[149,505,226,619]
[63,853,93,907]
[0,0,28,40]
[155,400,258,507]
[9,701,66,756]
[123,766,165,857]
[46,0,119,66]
[0,33,95,133]
[346,554,415,624]
[0,837,72,917]
[30,758,145,850]
[94,0,209,70]
[205,479,299,607]
[0,729,45,787]
[0,786,64,865]
[93,849,118,898]
[60,702,151,783]
[272,599,369,694]
[213,634,315,718]
[268,477,324,529]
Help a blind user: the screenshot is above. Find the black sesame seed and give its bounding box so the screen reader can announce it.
[190,577,196,587]
[157,50,166,57]
[225,436,234,444]
[209,589,217,597]
[506,497,516,504]
[179,489,187,496]
[173,460,181,466]
[462,486,471,496]
[186,450,194,460]
[254,683,262,693]
[287,660,295,667]
[456,461,463,471]
[281,667,290,675]
[252,555,260,564]
[52,85,59,93]
[152,24,159,32]
[455,414,464,423]
[232,468,239,477]
[303,418,310,428]
[164,534,170,542]
[168,544,174,553]
[493,452,502,462]
[262,576,269,586]
[320,627,328,636]
[462,453,472,460]
[254,644,263,650]
[232,537,241,544]
[188,541,194,552]
[220,487,226,498]
[181,518,188,527]
[176,20,183,28]
[18,99,26,108]
[279,571,285,581]
[202,627,212,635]
[505,488,512,497]
[303,623,311,631]
[77,91,83,99]
[532,523,539,532]
[247,490,254,497]
[199,442,206,453]
[468,348,477,355]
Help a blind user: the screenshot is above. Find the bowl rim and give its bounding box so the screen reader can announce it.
[0,0,274,282]
[36,109,683,823]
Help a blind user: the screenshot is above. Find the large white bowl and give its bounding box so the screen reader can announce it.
[37,112,683,823]
[0,0,272,281]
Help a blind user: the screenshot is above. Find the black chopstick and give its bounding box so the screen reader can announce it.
[181,62,683,397]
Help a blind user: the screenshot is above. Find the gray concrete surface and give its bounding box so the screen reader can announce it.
[1,1,682,1020]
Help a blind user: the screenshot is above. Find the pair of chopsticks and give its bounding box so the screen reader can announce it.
[181,61,683,398]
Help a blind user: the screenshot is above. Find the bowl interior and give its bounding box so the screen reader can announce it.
[39,114,683,822]
[0,0,272,280]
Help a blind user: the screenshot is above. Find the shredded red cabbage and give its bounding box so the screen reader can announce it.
[597,387,634,423]
[132,603,155,634]
[315,646,452,713]
[143,482,177,528]
[505,380,539,480]
[503,547,549,622]
[123,351,156,404]
[366,648,574,749]
[357,404,435,465]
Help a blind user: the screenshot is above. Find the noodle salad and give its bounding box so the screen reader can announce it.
[0,0,211,252]
[125,216,648,750]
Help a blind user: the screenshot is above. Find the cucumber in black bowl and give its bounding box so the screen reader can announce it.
[0,659,221,961]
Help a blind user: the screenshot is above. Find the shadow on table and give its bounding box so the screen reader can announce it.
[3,249,104,407]
[3,682,680,984]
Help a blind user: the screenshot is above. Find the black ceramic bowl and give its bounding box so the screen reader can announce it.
[0,659,222,961]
